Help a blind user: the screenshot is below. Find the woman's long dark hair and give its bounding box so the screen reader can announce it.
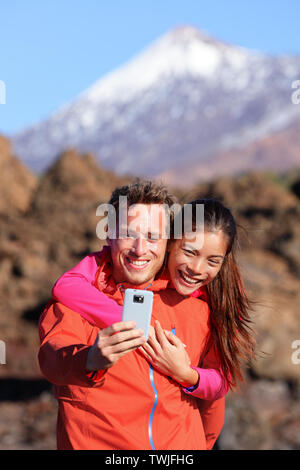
[177,198,256,389]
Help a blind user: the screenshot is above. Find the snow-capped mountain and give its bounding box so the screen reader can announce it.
[12,25,300,177]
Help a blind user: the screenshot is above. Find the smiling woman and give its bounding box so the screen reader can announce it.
[167,230,227,296]
[170,198,256,389]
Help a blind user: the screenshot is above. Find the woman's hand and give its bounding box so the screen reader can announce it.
[139,320,199,387]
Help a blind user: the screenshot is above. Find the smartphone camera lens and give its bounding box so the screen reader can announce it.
[133,295,144,303]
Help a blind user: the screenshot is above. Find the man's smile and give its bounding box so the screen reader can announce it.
[125,256,151,270]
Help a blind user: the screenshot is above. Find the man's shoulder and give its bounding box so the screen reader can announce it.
[38,300,99,340]
[40,299,100,322]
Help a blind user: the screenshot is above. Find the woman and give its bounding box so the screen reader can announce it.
[141,198,256,390]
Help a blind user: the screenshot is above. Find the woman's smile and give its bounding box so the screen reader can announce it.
[178,269,204,286]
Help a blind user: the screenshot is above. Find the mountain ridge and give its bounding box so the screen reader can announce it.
[12,25,300,177]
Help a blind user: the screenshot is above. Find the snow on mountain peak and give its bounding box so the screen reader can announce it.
[81,25,259,107]
[12,24,300,178]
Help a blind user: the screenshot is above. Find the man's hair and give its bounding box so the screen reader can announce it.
[108,178,177,212]
[105,179,178,239]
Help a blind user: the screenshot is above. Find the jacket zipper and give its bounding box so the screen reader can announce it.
[119,283,165,450]
[148,364,159,450]
[119,283,157,449]
[148,324,176,450]
[142,283,158,450]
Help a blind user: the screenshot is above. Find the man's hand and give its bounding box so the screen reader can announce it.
[86,321,146,372]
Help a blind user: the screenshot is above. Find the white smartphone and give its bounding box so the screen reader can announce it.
[122,289,153,340]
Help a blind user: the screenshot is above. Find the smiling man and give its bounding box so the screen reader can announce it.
[38,180,225,450]
[109,202,168,285]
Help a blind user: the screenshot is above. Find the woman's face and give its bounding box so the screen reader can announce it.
[167,230,228,296]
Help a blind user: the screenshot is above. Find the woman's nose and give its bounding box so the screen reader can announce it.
[188,257,205,275]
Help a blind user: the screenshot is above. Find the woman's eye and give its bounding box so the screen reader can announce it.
[183,249,194,255]
[208,259,220,266]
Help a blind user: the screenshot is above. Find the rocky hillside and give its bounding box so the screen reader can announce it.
[0,136,37,215]
[0,136,299,449]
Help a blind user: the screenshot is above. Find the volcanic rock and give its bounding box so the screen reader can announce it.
[0,135,37,214]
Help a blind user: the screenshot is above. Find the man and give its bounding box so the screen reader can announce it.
[38,180,224,450]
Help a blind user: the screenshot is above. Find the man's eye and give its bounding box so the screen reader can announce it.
[148,234,160,241]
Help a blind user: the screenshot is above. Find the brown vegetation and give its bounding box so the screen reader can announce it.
[0,135,299,449]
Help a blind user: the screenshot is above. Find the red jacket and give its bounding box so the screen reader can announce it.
[38,252,224,450]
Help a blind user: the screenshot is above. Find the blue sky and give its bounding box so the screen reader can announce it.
[1,0,300,135]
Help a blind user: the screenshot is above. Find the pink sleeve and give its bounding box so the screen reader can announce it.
[183,339,230,400]
[183,366,229,400]
[52,253,122,328]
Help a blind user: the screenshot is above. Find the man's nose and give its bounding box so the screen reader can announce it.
[132,236,147,256]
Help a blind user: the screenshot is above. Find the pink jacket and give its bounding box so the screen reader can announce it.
[52,251,229,401]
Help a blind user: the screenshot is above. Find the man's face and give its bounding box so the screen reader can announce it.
[108,203,168,285]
